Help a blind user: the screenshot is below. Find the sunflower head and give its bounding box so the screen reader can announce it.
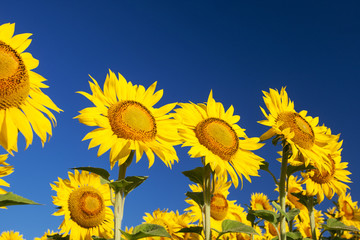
[0,23,61,153]
[250,192,273,211]
[0,231,24,240]
[76,70,179,169]
[175,90,264,188]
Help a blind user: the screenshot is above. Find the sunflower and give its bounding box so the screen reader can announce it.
[294,208,324,239]
[185,175,245,231]
[336,193,360,230]
[0,231,23,240]
[175,90,264,188]
[258,87,336,173]
[0,23,61,153]
[301,134,351,203]
[51,170,114,240]
[250,192,274,211]
[34,230,58,240]
[76,70,179,168]
[0,154,13,194]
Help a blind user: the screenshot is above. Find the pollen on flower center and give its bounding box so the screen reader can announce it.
[195,118,239,161]
[277,112,315,149]
[310,157,335,184]
[108,100,157,141]
[68,186,106,228]
[0,40,30,109]
[210,193,229,221]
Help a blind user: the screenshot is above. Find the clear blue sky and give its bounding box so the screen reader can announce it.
[1,1,359,239]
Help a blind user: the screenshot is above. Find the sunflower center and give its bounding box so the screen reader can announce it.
[255,203,265,210]
[277,112,315,149]
[108,100,157,141]
[342,201,354,220]
[68,186,106,228]
[0,40,30,109]
[310,156,335,184]
[210,193,228,221]
[269,224,278,236]
[195,118,239,161]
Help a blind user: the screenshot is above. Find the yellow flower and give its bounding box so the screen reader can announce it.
[175,90,264,188]
[250,192,273,211]
[0,23,61,153]
[51,170,114,240]
[76,70,179,168]
[295,208,324,239]
[0,231,23,240]
[301,134,351,203]
[185,175,245,231]
[34,230,58,240]
[0,154,13,195]
[336,193,360,230]
[259,87,337,173]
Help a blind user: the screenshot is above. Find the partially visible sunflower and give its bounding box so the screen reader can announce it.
[185,175,243,231]
[34,230,59,240]
[294,208,324,239]
[301,133,351,203]
[143,209,195,240]
[336,193,360,230]
[258,87,336,173]
[0,23,61,153]
[250,192,274,211]
[76,70,180,168]
[275,175,306,212]
[51,170,114,240]
[175,91,264,188]
[0,231,23,240]
[0,154,13,195]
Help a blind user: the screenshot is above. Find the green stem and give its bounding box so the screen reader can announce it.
[279,143,289,240]
[309,197,317,240]
[203,162,212,240]
[114,151,134,240]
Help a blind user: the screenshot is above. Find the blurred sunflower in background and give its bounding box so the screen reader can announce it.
[295,208,324,239]
[258,87,336,173]
[0,231,23,240]
[0,154,13,195]
[250,192,274,211]
[34,230,58,240]
[336,193,360,230]
[51,170,114,240]
[76,70,180,168]
[0,23,61,153]
[175,90,264,188]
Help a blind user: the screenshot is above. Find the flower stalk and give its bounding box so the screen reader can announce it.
[203,162,212,240]
[309,197,317,240]
[114,151,134,240]
[279,142,290,240]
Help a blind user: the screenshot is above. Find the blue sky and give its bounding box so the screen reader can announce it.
[1,1,360,239]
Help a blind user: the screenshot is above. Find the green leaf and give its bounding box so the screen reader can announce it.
[123,176,148,196]
[46,233,70,240]
[109,179,133,193]
[185,191,204,208]
[72,167,111,183]
[272,201,286,217]
[323,218,360,233]
[286,164,315,177]
[120,223,171,240]
[286,232,303,240]
[287,208,300,222]
[216,220,258,240]
[177,226,203,235]
[182,167,205,185]
[251,209,279,225]
[0,192,40,207]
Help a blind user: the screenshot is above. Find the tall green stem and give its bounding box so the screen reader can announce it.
[309,197,317,240]
[114,151,134,240]
[279,143,289,240]
[203,162,212,240]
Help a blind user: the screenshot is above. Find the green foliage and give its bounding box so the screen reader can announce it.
[120,223,171,240]
[323,218,360,233]
[109,176,148,196]
[47,233,69,240]
[182,167,205,186]
[286,164,315,178]
[249,209,279,225]
[185,191,204,208]
[177,226,203,235]
[272,201,300,222]
[0,192,40,207]
[72,167,111,184]
[215,219,258,240]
